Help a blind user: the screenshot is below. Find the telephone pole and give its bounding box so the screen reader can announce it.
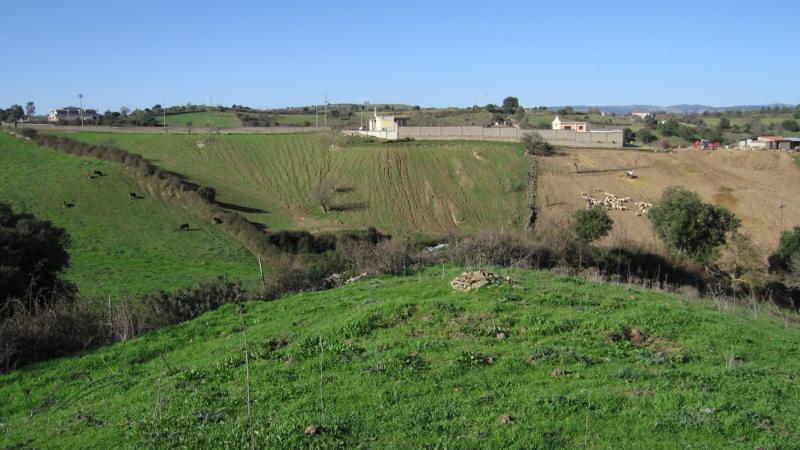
[323,94,328,128]
[78,94,84,126]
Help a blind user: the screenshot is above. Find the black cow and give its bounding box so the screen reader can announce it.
[178,223,190,231]
[213,217,223,224]
[129,193,140,200]
[93,170,105,177]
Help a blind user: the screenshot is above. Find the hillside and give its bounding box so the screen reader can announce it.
[0,133,257,297]
[1,267,798,448]
[538,148,800,253]
[163,111,240,128]
[51,132,528,238]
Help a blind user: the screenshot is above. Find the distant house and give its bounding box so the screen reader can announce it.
[552,115,588,132]
[738,136,800,150]
[48,106,98,123]
[631,112,651,119]
[368,112,409,132]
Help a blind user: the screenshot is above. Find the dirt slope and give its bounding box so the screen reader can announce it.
[538,148,800,253]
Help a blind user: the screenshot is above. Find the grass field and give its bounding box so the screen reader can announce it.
[0,133,258,297]
[1,266,798,448]
[52,132,529,238]
[164,111,240,128]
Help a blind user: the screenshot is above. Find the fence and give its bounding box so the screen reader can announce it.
[394,126,624,148]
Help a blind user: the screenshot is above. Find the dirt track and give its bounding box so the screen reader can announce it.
[538,148,800,254]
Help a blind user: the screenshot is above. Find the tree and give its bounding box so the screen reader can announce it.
[637,128,657,144]
[718,117,731,130]
[520,131,553,156]
[25,101,35,120]
[6,104,24,125]
[572,208,613,243]
[502,96,520,114]
[513,108,525,124]
[310,181,334,213]
[643,115,658,129]
[781,119,799,132]
[648,186,740,265]
[120,106,130,118]
[0,202,72,316]
[768,226,800,273]
[622,127,636,144]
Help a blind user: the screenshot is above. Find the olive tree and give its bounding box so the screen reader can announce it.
[648,186,740,265]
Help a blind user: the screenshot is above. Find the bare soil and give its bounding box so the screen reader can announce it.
[538,148,800,254]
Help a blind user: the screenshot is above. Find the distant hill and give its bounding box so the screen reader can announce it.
[558,104,796,114]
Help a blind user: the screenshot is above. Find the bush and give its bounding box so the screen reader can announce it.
[637,129,657,144]
[0,301,106,370]
[781,119,799,132]
[521,131,553,156]
[448,229,553,268]
[197,186,216,202]
[142,277,242,325]
[769,226,800,273]
[17,128,37,138]
[648,186,740,265]
[0,203,73,317]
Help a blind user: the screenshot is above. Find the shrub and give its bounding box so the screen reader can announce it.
[521,131,553,156]
[648,186,740,265]
[142,277,242,325]
[197,186,216,202]
[448,228,553,268]
[17,128,37,138]
[781,119,799,132]
[769,226,800,273]
[0,301,106,370]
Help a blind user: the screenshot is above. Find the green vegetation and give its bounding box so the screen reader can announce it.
[52,132,528,238]
[1,266,798,448]
[649,187,740,265]
[164,111,240,128]
[0,133,257,297]
[572,208,613,244]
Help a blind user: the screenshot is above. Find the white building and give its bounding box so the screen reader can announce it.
[552,115,588,132]
[368,112,409,132]
[48,106,97,123]
[631,112,651,119]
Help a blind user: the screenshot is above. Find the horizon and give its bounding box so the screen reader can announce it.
[2,0,799,114]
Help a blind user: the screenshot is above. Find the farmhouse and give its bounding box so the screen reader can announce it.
[631,112,651,119]
[48,107,98,123]
[552,115,588,132]
[738,136,800,151]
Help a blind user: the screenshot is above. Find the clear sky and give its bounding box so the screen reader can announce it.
[2,0,798,113]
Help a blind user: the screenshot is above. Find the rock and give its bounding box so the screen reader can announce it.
[450,270,500,292]
[345,272,370,284]
[499,414,515,425]
[304,424,321,436]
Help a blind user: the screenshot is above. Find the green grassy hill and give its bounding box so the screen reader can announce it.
[164,111,240,128]
[52,132,528,238]
[0,133,257,297]
[1,266,798,448]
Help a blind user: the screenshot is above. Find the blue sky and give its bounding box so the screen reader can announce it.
[2,0,798,113]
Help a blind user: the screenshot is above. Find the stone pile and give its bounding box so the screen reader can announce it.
[450,270,501,292]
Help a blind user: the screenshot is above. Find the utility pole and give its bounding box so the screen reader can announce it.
[163,106,166,128]
[315,104,318,127]
[78,94,84,126]
[324,94,328,128]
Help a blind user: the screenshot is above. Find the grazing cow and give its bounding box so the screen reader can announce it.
[93,170,104,177]
[213,217,223,224]
[129,192,139,200]
[178,223,190,232]
[62,201,75,209]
